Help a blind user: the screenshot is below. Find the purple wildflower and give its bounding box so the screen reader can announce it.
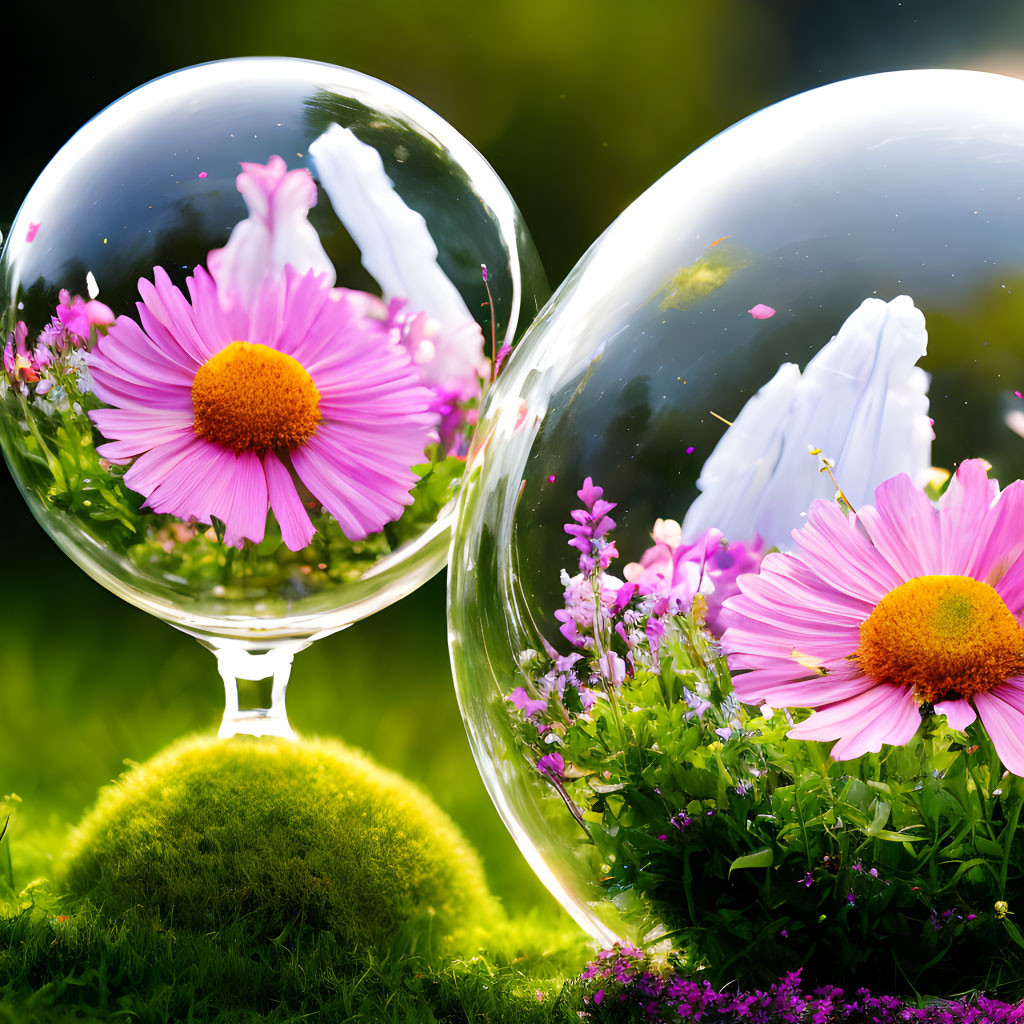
[537,751,565,780]
[564,477,619,574]
[598,650,627,686]
[553,569,623,649]
[581,948,1024,1023]
[509,686,548,719]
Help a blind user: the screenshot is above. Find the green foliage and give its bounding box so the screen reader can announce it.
[61,735,499,956]
[0,892,591,1024]
[513,591,1024,997]
[0,361,468,602]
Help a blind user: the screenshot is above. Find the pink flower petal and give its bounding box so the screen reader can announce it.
[974,689,1024,776]
[857,472,941,580]
[969,478,1024,586]
[733,660,876,708]
[936,458,999,574]
[934,699,977,732]
[787,683,921,760]
[748,303,775,319]
[996,553,1024,620]
[123,433,204,499]
[221,450,269,547]
[144,439,237,521]
[793,500,902,603]
[264,450,315,552]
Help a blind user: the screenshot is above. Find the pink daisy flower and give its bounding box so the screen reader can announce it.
[87,264,437,551]
[721,459,1024,772]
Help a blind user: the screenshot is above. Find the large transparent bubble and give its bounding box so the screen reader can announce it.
[0,58,545,734]
[450,70,1024,997]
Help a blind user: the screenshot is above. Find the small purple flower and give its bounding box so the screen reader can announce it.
[509,686,548,719]
[537,751,565,780]
[564,477,619,574]
[803,871,814,888]
[598,650,627,687]
[645,615,666,657]
[554,652,583,673]
[682,687,712,721]
[670,812,693,832]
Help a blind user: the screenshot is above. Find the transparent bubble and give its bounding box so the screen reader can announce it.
[0,58,545,735]
[450,70,1024,995]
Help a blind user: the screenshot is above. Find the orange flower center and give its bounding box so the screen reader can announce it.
[856,575,1024,704]
[191,341,321,453]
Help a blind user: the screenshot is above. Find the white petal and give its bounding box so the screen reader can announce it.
[683,295,931,550]
[681,361,801,545]
[308,123,473,332]
[208,157,335,309]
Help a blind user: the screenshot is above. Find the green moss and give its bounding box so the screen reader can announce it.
[61,735,499,954]
[0,894,590,1023]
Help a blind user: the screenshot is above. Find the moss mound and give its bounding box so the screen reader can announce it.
[62,735,499,953]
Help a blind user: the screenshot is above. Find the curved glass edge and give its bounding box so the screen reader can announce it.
[0,58,549,644]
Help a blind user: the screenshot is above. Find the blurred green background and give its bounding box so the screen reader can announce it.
[4,0,1024,922]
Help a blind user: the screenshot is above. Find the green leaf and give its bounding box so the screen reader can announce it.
[974,836,1004,859]
[864,799,892,836]
[1003,918,1024,951]
[728,848,773,875]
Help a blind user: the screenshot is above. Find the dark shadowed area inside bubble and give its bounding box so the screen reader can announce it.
[512,103,1024,631]
[2,68,516,344]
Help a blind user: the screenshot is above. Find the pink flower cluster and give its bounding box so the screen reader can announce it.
[623,517,763,634]
[3,290,111,392]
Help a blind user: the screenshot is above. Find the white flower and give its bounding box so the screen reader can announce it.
[682,295,931,550]
[308,124,486,394]
[207,156,335,309]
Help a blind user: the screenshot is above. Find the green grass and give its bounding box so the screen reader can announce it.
[0,535,594,1021]
[0,899,591,1023]
[0,729,596,1023]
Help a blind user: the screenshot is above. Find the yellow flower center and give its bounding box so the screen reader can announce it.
[191,341,321,453]
[856,575,1024,704]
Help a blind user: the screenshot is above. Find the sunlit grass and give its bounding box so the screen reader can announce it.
[0,538,589,1021]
